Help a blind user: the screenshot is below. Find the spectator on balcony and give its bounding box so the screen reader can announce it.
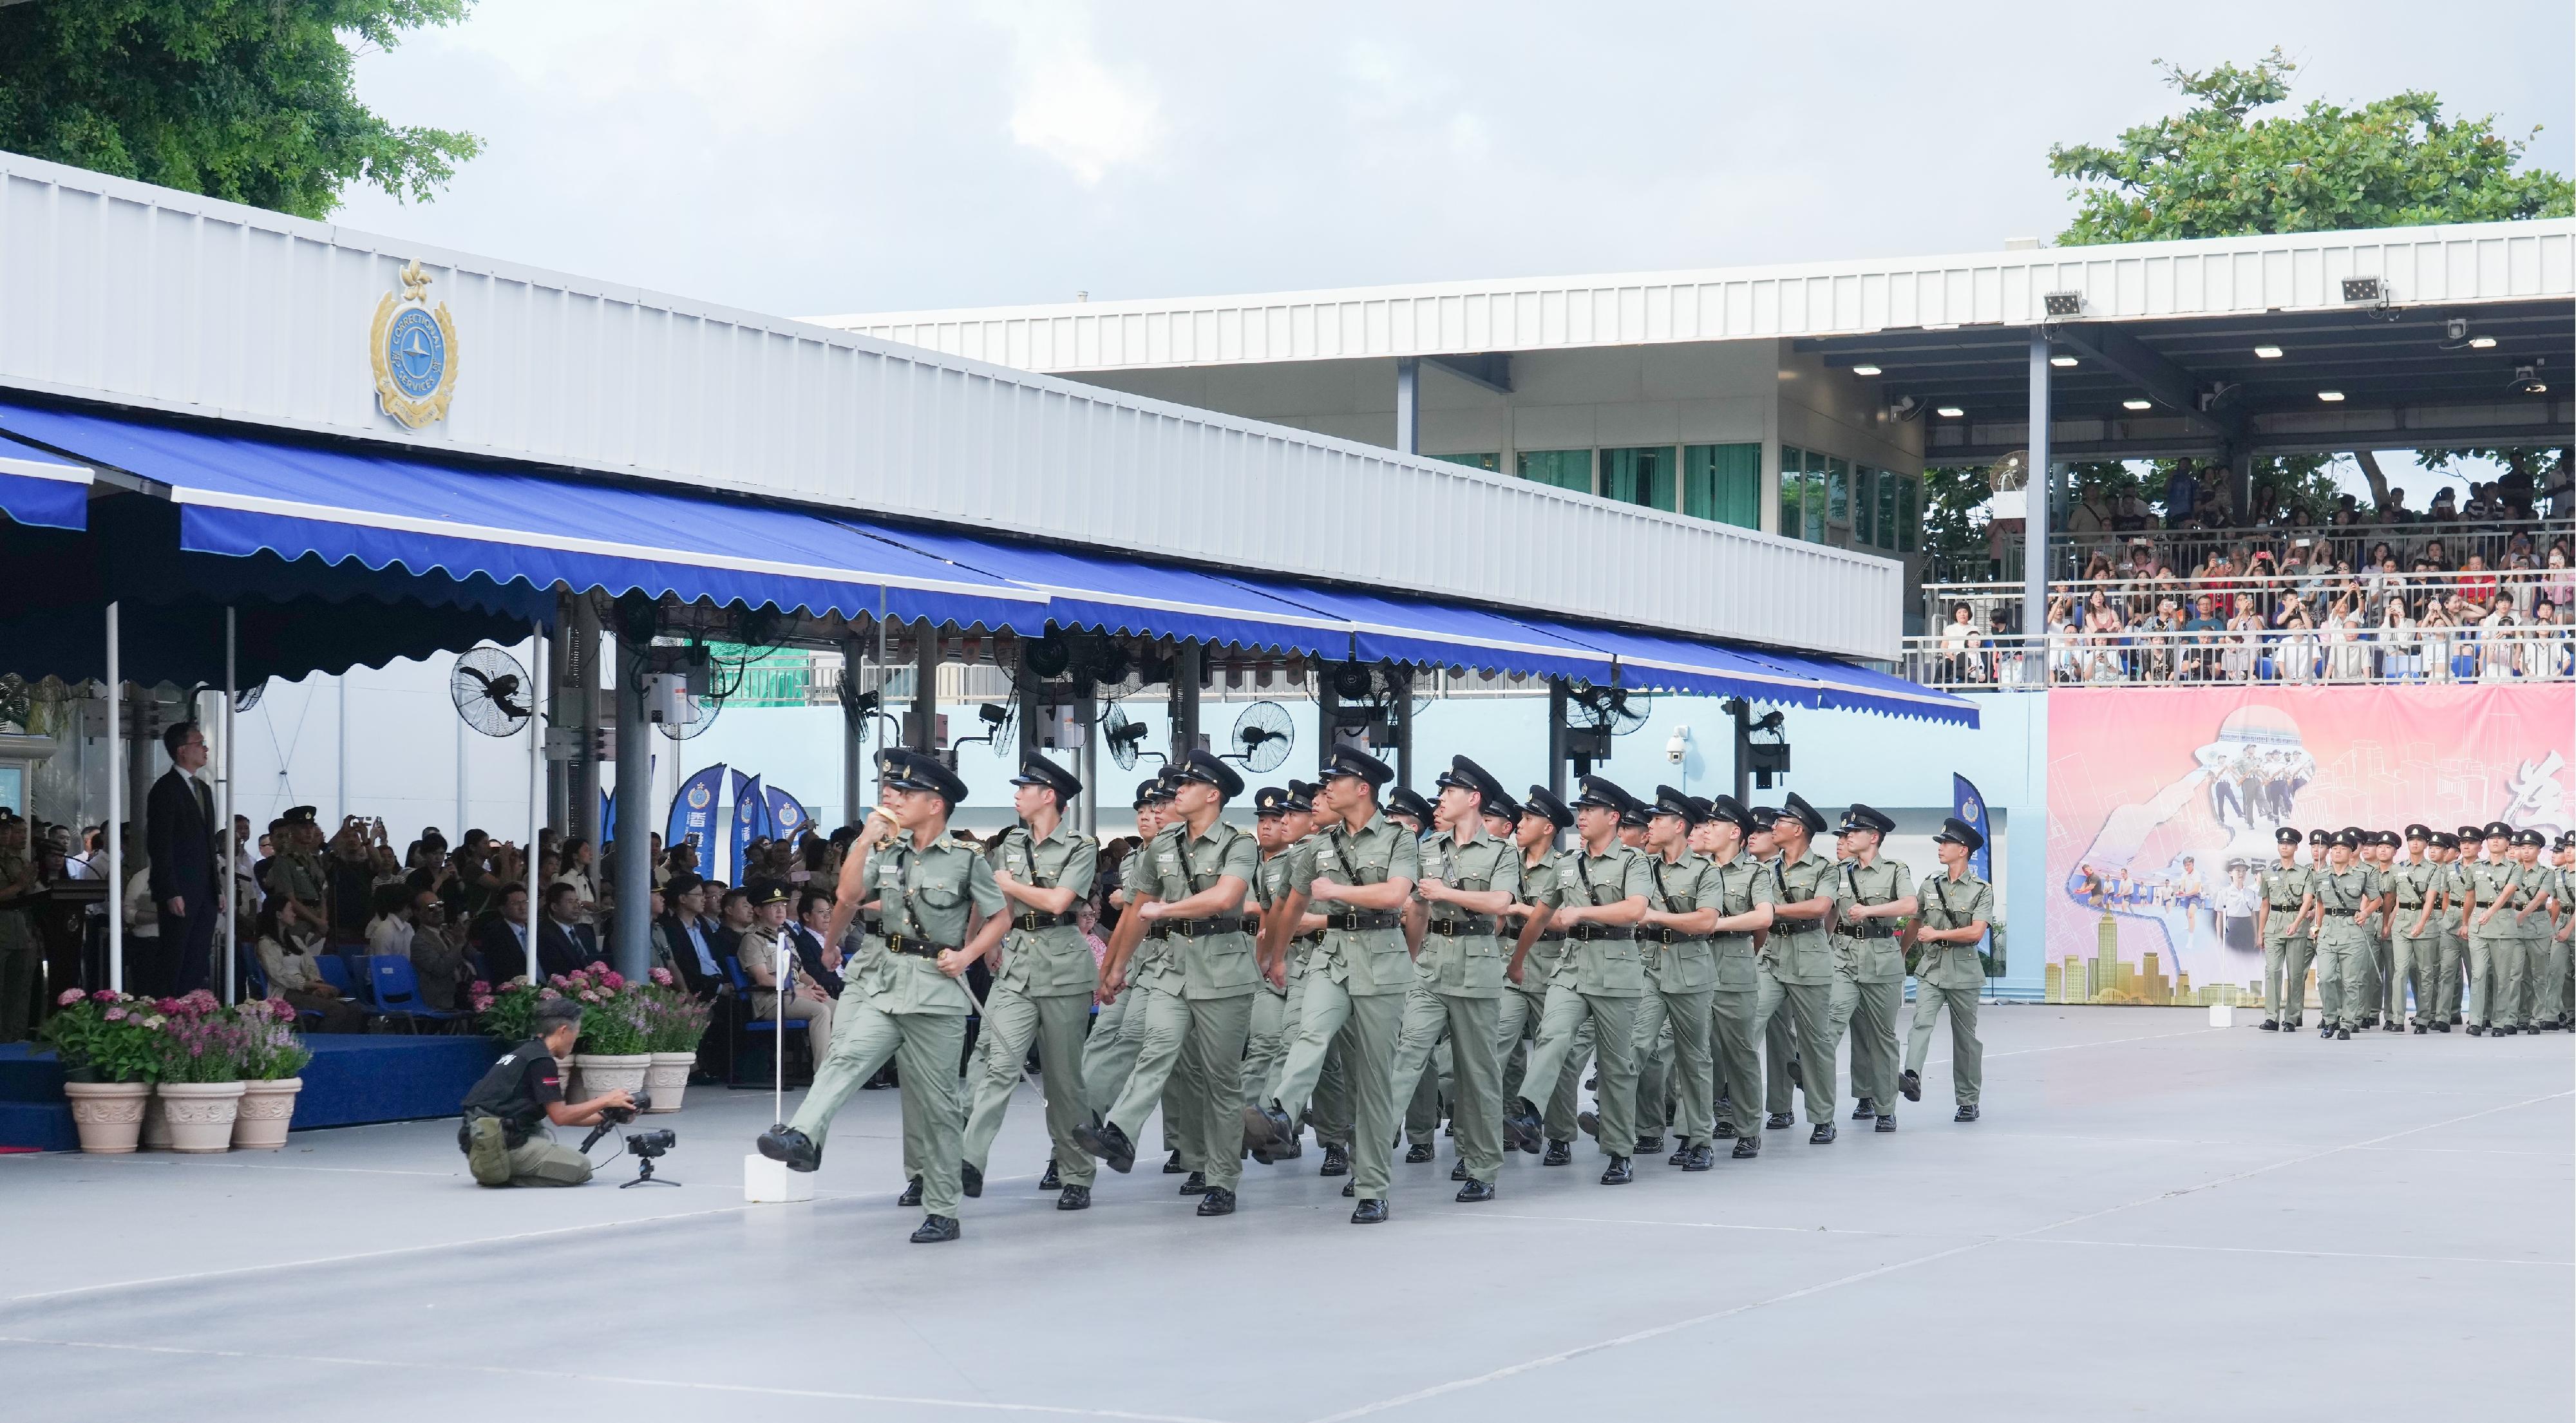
[2141,597,2185,681]
[2278,603,2320,682]
[2180,594,2225,681]
[1940,604,1984,684]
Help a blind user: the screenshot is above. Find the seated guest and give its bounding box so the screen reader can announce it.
[738,881,832,1060]
[656,873,730,1001]
[536,880,604,979]
[472,883,535,983]
[254,905,368,1032]
[364,882,415,960]
[786,887,844,999]
[409,890,468,1009]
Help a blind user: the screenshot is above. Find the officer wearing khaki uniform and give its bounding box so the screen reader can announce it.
[2438,829,2474,1028]
[758,748,1004,1244]
[1629,787,1723,1171]
[1244,746,1420,1223]
[1759,795,1844,1143]
[959,756,1099,1211]
[2253,827,2313,1032]
[1684,796,1773,1156]
[2462,823,2521,1035]
[1242,785,1310,1117]
[2302,830,2378,1041]
[1501,775,1653,1185]
[1829,804,1913,1131]
[1081,778,1171,1119]
[1387,757,1520,1201]
[1901,816,1992,1121]
[2508,829,2555,1029]
[2387,825,2443,1034]
[1499,786,1579,1158]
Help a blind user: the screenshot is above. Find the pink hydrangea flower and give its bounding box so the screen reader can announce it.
[600,971,625,990]
[577,990,601,1003]
[103,1006,128,1021]
[649,967,673,986]
[56,988,86,1006]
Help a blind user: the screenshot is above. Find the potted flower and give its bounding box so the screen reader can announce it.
[231,999,313,1150]
[152,990,249,1153]
[562,968,652,1102]
[40,989,161,1153]
[638,968,713,1113]
[475,977,577,1099]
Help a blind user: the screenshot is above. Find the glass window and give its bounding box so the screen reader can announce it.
[1877,473,1899,549]
[0,764,20,817]
[1777,446,1804,536]
[1517,449,1593,493]
[1826,457,1850,525]
[1598,446,1676,511]
[1801,466,1826,542]
[1853,466,1875,546]
[1896,476,1918,552]
[1682,444,1762,528]
[1435,452,1501,473]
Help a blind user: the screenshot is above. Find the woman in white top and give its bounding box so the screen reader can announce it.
[2222,600,2263,682]
[2378,598,2416,681]
[2476,601,2517,681]
[2278,605,2320,683]
[1939,603,1984,684]
[363,882,415,960]
[2322,594,2366,681]
[553,836,599,923]
[255,905,367,1032]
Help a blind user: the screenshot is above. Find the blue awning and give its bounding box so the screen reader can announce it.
[1513,616,1978,727]
[1226,577,1616,684]
[0,401,1045,632]
[0,431,91,531]
[1740,646,1978,726]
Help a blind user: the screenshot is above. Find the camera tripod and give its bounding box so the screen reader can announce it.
[621,1154,679,1189]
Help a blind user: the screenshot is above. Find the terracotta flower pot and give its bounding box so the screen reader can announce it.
[160,1082,248,1153]
[643,1052,694,1113]
[62,1080,151,1154]
[232,1078,303,1150]
[573,1053,650,1102]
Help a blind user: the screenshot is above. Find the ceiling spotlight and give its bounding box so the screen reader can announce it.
[2041,291,2085,317]
[1850,364,1882,377]
[1935,406,1965,419]
[2122,399,2154,411]
[2340,276,2385,304]
[2510,365,2548,395]
[2317,390,2346,402]
[2049,354,2079,368]
[2253,345,2284,359]
[2470,335,2498,349]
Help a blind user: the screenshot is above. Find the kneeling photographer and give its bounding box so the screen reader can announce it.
[459,997,638,1187]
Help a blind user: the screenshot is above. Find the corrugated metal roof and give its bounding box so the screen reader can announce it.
[818,220,2576,374]
[0,151,1902,660]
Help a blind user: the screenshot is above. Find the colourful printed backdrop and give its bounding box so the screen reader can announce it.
[2045,686,2575,1003]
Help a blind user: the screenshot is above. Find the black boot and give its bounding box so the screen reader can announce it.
[1850,1098,1875,1120]
[1038,1158,1061,1191]
[1502,1097,1543,1153]
[1682,1144,1715,1172]
[1954,1103,1980,1122]
[1350,1198,1388,1224]
[1731,1137,1761,1159]
[1405,1142,1435,1165]
[1319,1142,1350,1176]
[1809,1123,1837,1144]
[2259,1019,2279,1031]
[1177,1170,1208,1196]
[1875,1114,1897,1133]
[1450,1161,1470,1181]
[1634,1135,1664,1156]
[1898,1070,1922,1103]
[1713,1119,1738,1139]
[1194,1187,1236,1216]
[1577,1109,1602,1141]
[1454,1178,1495,1203]
[1162,1149,1187,1174]
[1056,1183,1091,1211]
[1765,1112,1794,1131]
[1071,1112,1137,1174]
[896,1175,923,1207]
[1600,1155,1633,1185]
[1542,1138,1573,1166]
[961,1162,983,1199]
[908,1214,960,1243]
[1667,1142,1691,1166]
[755,1125,820,1173]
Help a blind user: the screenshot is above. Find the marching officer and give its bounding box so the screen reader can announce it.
[1761,795,1842,1144]
[1501,775,1652,1184]
[1075,749,1259,1216]
[1252,780,1350,1169]
[1500,786,1580,1162]
[1744,806,1802,1131]
[1387,787,1434,838]
[2510,829,2555,1030]
[1388,756,1520,1202]
[2302,829,2378,1041]
[959,756,1098,1211]
[1829,804,1912,1131]
[2388,825,2443,1034]
[1901,816,1993,1121]
[2303,828,2342,1030]
[2440,827,2477,1028]
[757,748,1002,1244]
[2550,833,2576,1030]
[2253,827,2313,1032]
[1242,786,1302,1123]
[1244,746,1419,1223]
[1081,778,1173,1122]
[2462,822,2521,1035]
[1632,786,1721,1170]
[1686,796,1773,1156]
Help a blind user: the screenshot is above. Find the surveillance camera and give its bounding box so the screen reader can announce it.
[1664,726,1690,764]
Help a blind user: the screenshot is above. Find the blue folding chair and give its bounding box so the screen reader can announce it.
[723,956,810,1088]
[367,956,466,1033]
[313,954,355,997]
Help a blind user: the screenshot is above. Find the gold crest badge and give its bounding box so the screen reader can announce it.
[370,259,460,429]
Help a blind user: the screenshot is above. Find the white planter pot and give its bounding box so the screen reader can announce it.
[140,1089,172,1150]
[554,1052,580,1106]
[231,1078,303,1150]
[643,1052,694,1113]
[62,1080,151,1154]
[160,1082,248,1153]
[572,1053,650,1102]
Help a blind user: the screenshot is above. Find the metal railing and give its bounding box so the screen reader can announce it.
[1924,566,2576,641]
[1935,515,2572,589]
[1900,625,2576,690]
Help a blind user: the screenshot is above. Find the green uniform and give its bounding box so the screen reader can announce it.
[1904,867,1992,1107]
[1701,851,1772,1140]
[1831,855,1913,1117]
[2438,860,2471,1022]
[1390,826,1520,1185]
[2546,862,2573,1026]
[1261,831,1351,1151]
[2463,858,2523,1028]
[1500,849,1582,1145]
[1756,851,1842,1126]
[961,821,1099,1189]
[1108,817,1259,1193]
[2255,860,2315,1025]
[2506,863,2552,1026]
[2309,866,2377,1033]
[1241,843,1300,1111]
[786,828,1002,1220]
[1517,842,1653,1158]
[2385,858,2443,1026]
[1633,850,1719,1152]
[1269,811,1419,1199]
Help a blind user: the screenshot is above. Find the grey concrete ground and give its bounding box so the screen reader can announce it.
[3,1006,2568,1423]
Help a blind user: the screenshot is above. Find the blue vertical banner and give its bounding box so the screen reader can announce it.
[1951,773,1993,881]
[764,784,811,842]
[731,771,772,875]
[668,764,726,877]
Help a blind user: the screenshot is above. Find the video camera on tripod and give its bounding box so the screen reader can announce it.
[578,1093,681,1187]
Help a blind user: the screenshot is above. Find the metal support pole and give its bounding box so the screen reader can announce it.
[106,601,120,994]
[1391,669,1414,792]
[1016,660,1042,765]
[612,630,652,982]
[1730,697,1752,806]
[545,604,571,831]
[524,620,546,983]
[1076,683,1099,838]
[573,596,601,843]
[912,621,939,753]
[2022,333,2052,682]
[221,608,236,1004]
[840,634,867,827]
[1394,357,1421,456]
[1316,673,1340,769]
[1545,677,1570,828]
[1169,644,1202,762]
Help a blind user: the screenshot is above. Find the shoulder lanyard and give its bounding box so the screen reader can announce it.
[1923,874,1954,928]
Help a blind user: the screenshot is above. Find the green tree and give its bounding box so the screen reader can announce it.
[2049,48,2572,244]
[0,1,480,221]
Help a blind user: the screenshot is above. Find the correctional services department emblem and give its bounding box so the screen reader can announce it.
[687,782,714,811]
[370,259,460,429]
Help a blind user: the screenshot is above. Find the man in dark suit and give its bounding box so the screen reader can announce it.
[536,880,605,979]
[656,872,732,1001]
[472,883,535,983]
[146,721,220,996]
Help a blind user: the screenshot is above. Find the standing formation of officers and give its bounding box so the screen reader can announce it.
[2252,821,2575,1039]
[757,742,1996,1243]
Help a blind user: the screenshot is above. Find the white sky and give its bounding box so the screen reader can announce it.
[332,3,2573,495]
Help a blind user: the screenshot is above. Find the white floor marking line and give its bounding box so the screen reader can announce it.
[0,1337,1236,1423]
[2014,1237,2571,1269]
[1302,1088,2573,1423]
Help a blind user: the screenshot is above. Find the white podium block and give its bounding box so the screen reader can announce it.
[2208,1002,2235,1028]
[744,1153,815,1203]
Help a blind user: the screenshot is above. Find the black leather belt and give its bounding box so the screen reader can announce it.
[1534,928,1567,942]
[1566,925,1634,941]
[1324,910,1403,932]
[1637,928,1712,946]
[1837,919,1897,941]
[1425,914,1495,936]
[1149,915,1251,939]
[1773,919,1824,936]
[1011,909,1075,932]
[885,934,957,959]
[1292,931,1323,947]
